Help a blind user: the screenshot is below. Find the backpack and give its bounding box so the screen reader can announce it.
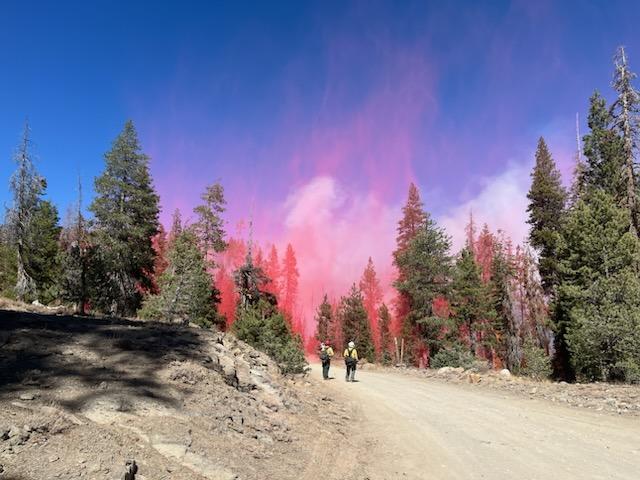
[345,348,357,366]
[319,350,329,362]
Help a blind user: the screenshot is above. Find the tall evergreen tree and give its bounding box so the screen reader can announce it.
[26,200,61,303]
[281,244,299,321]
[378,303,393,364]
[7,122,45,300]
[558,190,640,382]
[394,213,452,364]
[193,182,227,263]
[140,230,216,327]
[526,137,567,296]
[611,46,640,234]
[90,120,160,316]
[359,257,383,349]
[582,92,625,199]
[264,245,281,298]
[314,294,334,345]
[450,247,494,354]
[0,225,17,297]
[338,284,375,361]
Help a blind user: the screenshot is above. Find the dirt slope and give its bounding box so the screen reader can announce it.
[317,363,640,480]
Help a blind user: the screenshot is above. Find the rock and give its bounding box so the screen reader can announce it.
[468,373,481,384]
[530,387,538,395]
[19,393,35,401]
[235,358,254,392]
[499,369,511,378]
[49,455,60,463]
[437,367,455,376]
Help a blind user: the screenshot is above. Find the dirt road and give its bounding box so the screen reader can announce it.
[314,363,640,480]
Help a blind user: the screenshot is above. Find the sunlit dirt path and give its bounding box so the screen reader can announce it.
[310,363,640,480]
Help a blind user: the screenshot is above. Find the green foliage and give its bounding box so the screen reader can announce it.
[378,303,393,364]
[450,248,494,352]
[520,336,552,380]
[25,200,61,304]
[314,294,334,345]
[394,214,452,361]
[430,344,475,369]
[90,120,160,316]
[140,230,217,328]
[234,299,307,374]
[558,190,640,382]
[193,182,227,260]
[526,137,567,295]
[0,226,17,298]
[337,284,375,362]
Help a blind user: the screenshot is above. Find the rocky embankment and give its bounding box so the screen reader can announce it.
[0,309,353,480]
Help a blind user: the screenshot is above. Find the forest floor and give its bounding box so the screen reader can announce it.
[1,303,639,479]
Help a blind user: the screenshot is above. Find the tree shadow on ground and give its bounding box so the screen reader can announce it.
[0,309,213,412]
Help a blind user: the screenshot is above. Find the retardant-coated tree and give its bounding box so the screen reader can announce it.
[359,257,383,349]
[526,137,567,295]
[90,120,160,316]
[281,244,299,322]
[378,303,393,364]
[314,294,334,346]
[338,284,375,362]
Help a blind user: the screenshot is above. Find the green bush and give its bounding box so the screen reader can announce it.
[520,337,552,380]
[430,345,475,369]
[234,300,307,375]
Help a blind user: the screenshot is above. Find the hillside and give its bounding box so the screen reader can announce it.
[0,308,354,480]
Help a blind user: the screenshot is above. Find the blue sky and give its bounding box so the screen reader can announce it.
[1,0,640,230]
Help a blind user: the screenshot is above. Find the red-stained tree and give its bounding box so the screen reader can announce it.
[359,257,383,351]
[475,224,495,284]
[281,243,299,324]
[150,224,169,293]
[264,245,281,298]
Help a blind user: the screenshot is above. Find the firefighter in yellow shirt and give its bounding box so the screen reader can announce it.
[343,341,358,382]
[319,341,334,380]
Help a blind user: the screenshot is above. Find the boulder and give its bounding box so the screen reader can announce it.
[499,369,512,378]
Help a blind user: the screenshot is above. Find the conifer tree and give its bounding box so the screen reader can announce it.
[26,200,61,303]
[582,92,625,199]
[7,122,45,300]
[558,190,640,382]
[90,120,160,316]
[140,230,216,327]
[59,179,93,314]
[611,46,640,234]
[359,257,383,349]
[475,224,495,283]
[338,284,375,361]
[0,225,17,297]
[169,209,183,245]
[151,224,169,292]
[526,137,567,296]
[378,303,393,364]
[193,182,227,263]
[281,244,299,321]
[314,294,334,345]
[394,213,452,363]
[451,248,494,354]
[264,245,282,298]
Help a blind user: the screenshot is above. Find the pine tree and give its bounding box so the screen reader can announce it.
[281,244,299,321]
[394,213,452,364]
[59,179,93,314]
[338,284,375,361]
[25,200,61,303]
[359,257,383,350]
[264,245,281,298]
[151,224,169,292]
[582,92,625,199]
[450,247,494,354]
[140,230,216,327]
[0,225,17,297]
[526,137,567,296]
[314,294,334,345]
[7,122,45,300]
[378,303,393,364]
[558,190,640,382]
[393,183,428,348]
[90,120,160,316]
[169,209,183,245]
[234,246,268,311]
[193,182,227,263]
[611,46,640,234]
[475,224,495,283]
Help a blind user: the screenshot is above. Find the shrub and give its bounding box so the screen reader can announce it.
[520,337,552,380]
[234,299,307,375]
[430,345,475,369]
